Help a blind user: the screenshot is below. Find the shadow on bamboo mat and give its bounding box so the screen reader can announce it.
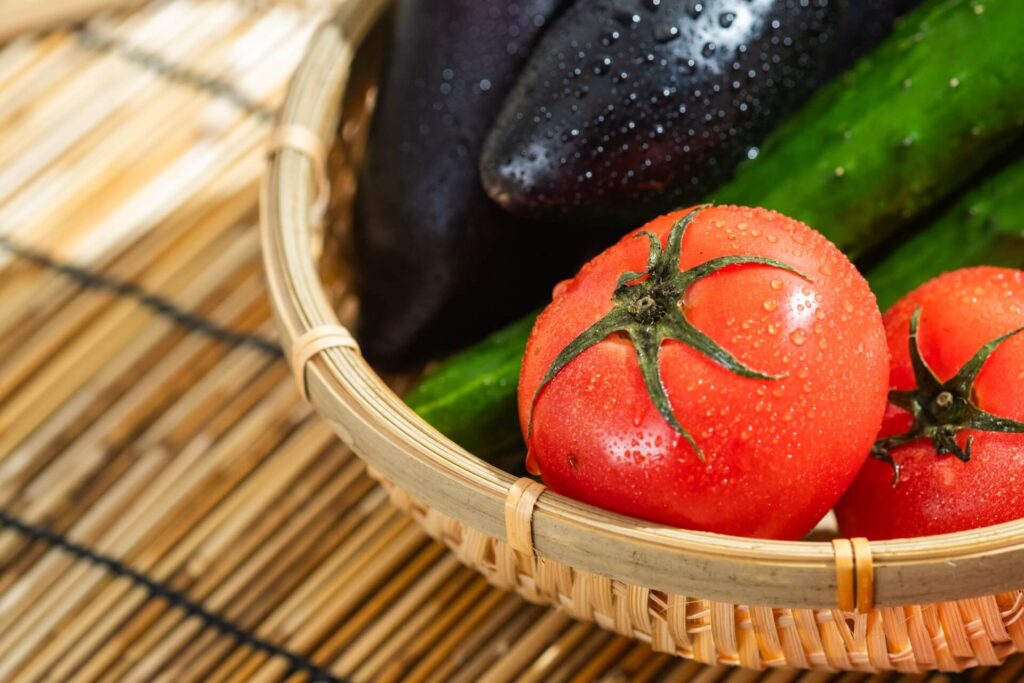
[0,0,1019,681]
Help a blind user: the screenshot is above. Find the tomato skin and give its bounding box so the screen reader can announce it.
[518,206,890,539]
[836,267,1024,540]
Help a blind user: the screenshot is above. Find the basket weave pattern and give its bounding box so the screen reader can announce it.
[375,474,1024,672]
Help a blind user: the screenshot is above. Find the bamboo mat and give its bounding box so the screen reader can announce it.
[0,1,1015,681]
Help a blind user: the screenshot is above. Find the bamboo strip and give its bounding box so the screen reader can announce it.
[759,670,805,683]
[630,652,676,682]
[0,0,146,43]
[516,620,596,683]
[16,421,311,683]
[0,35,84,132]
[346,558,476,681]
[445,604,552,683]
[544,628,617,683]
[310,543,451,665]
[566,636,634,683]
[407,590,521,683]
[477,610,574,683]
[657,659,718,683]
[371,575,495,683]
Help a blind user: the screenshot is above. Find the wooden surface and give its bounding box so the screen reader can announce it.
[0,0,1019,680]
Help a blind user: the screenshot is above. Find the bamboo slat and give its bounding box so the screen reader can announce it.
[0,0,146,43]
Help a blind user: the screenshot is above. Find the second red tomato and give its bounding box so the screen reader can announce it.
[837,267,1024,540]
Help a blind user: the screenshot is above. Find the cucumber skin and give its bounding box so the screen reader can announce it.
[868,159,1024,310]
[407,159,1024,461]
[404,312,537,463]
[713,0,1024,259]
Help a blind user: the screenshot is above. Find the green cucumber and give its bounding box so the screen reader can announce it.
[404,312,537,467]
[868,158,1024,310]
[713,0,1024,258]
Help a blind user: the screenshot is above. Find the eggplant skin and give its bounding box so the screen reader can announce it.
[824,0,922,80]
[355,0,574,368]
[480,0,844,227]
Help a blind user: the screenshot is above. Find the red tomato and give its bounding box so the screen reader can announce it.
[518,205,889,539]
[836,267,1024,540]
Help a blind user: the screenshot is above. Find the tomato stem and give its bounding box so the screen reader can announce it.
[527,205,809,462]
[871,307,1024,486]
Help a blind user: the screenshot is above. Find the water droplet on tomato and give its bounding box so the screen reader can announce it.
[789,329,807,346]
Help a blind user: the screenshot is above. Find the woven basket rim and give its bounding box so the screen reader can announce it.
[260,3,1024,610]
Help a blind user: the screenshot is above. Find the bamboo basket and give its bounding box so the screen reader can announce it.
[261,1,1024,673]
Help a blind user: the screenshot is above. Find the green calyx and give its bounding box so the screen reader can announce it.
[872,307,1024,485]
[527,205,808,461]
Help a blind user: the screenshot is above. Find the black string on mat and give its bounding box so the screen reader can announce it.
[0,236,284,359]
[76,26,277,124]
[0,509,346,683]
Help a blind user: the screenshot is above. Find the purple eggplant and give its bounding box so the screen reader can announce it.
[825,0,923,79]
[479,0,845,227]
[354,0,573,367]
